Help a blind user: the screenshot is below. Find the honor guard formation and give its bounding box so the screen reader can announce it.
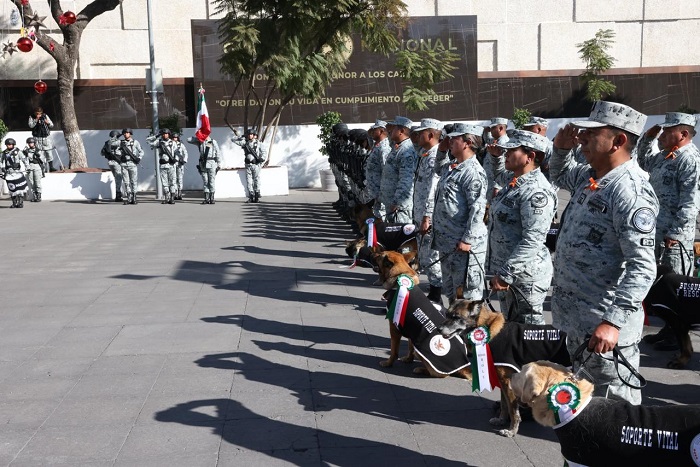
[329,102,700,412]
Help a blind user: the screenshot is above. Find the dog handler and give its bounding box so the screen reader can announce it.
[432,123,488,305]
[487,130,557,325]
[550,101,658,405]
[379,116,418,224]
[366,119,391,219]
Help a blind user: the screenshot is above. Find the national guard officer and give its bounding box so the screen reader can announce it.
[232,128,267,203]
[118,128,144,205]
[366,119,391,219]
[188,135,221,204]
[1,138,29,208]
[487,130,557,324]
[379,116,418,224]
[23,137,44,202]
[101,130,123,202]
[147,128,178,204]
[485,117,509,201]
[522,116,557,181]
[413,118,444,304]
[550,101,658,405]
[27,107,57,172]
[637,112,700,276]
[172,132,188,200]
[432,123,488,305]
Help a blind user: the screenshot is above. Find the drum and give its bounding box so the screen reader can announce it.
[5,172,28,194]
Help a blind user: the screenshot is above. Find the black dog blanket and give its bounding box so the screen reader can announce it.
[370,222,417,251]
[645,265,700,323]
[487,322,571,371]
[385,286,469,375]
[553,396,700,466]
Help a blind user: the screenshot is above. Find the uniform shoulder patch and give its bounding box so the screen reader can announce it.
[631,207,656,233]
[530,192,548,208]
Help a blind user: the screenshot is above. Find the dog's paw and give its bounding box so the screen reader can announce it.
[379,359,394,368]
[399,355,415,364]
[489,416,508,427]
[412,366,429,375]
[497,428,516,438]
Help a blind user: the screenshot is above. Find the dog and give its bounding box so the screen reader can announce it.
[374,250,471,380]
[344,222,419,270]
[512,361,700,466]
[438,299,571,437]
[643,263,700,368]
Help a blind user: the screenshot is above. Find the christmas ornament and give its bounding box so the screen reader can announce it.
[16,36,33,53]
[1,40,19,59]
[21,0,29,5]
[34,80,48,94]
[25,12,48,31]
[59,11,77,25]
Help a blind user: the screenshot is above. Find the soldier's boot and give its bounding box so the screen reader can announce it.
[130,193,138,205]
[246,194,254,203]
[49,161,57,172]
[115,191,123,202]
[209,192,215,204]
[427,286,443,307]
[254,192,261,203]
[30,191,37,202]
[168,191,175,204]
[35,192,41,202]
[123,192,130,205]
[161,193,167,205]
[201,192,209,205]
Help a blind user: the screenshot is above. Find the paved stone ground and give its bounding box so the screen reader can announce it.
[1,189,699,466]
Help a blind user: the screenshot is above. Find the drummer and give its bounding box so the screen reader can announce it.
[1,138,29,208]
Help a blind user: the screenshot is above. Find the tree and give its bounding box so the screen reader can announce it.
[511,107,532,129]
[577,29,616,102]
[8,0,123,168]
[214,0,458,146]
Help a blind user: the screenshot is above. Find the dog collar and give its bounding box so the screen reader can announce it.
[549,379,591,429]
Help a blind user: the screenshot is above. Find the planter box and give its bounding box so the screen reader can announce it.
[214,166,289,198]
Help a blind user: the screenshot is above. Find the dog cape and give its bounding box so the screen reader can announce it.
[385,287,470,375]
[552,396,700,466]
[484,322,571,371]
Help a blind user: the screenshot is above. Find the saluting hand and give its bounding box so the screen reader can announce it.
[553,124,579,150]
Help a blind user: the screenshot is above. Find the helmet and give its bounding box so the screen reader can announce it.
[26,137,36,144]
[5,138,16,146]
[244,128,257,137]
[332,123,349,137]
[122,128,133,135]
[160,128,171,135]
[109,130,120,138]
[172,132,180,138]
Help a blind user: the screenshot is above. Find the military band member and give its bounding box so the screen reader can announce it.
[118,128,144,205]
[1,138,29,208]
[172,132,188,200]
[550,101,658,405]
[488,130,558,325]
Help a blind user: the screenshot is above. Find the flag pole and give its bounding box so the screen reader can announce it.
[147,0,162,200]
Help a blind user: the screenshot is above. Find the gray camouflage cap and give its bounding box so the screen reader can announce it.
[389,116,413,129]
[497,130,550,153]
[488,117,509,128]
[522,116,549,128]
[369,119,387,130]
[573,101,647,136]
[413,118,444,132]
[447,123,484,138]
[658,112,697,128]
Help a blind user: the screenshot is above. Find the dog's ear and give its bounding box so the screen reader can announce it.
[468,300,484,317]
[518,363,550,405]
[381,254,394,271]
[402,251,417,265]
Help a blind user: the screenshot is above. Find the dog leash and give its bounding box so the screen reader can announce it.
[659,242,692,276]
[571,337,647,390]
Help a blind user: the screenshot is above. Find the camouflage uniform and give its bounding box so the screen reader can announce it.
[366,123,391,218]
[413,130,443,289]
[637,113,700,275]
[432,137,488,303]
[379,136,417,224]
[28,111,55,172]
[233,131,267,203]
[147,131,178,204]
[173,134,188,199]
[1,142,29,208]
[488,131,557,324]
[188,136,221,204]
[101,132,123,201]
[118,131,144,205]
[550,101,658,405]
[23,141,44,201]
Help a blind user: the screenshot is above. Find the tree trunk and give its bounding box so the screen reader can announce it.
[57,63,87,169]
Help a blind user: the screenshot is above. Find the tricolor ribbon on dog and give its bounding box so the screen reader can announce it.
[386,274,414,327]
[547,382,581,425]
[366,218,377,248]
[467,326,500,392]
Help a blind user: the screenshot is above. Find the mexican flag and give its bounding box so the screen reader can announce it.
[194,86,211,142]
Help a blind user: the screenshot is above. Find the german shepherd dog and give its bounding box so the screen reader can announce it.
[344,221,419,270]
[374,251,471,380]
[512,361,700,466]
[438,300,570,437]
[643,263,700,368]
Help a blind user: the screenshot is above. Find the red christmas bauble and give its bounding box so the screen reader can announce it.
[63,11,77,24]
[34,80,48,94]
[17,36,33,52]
